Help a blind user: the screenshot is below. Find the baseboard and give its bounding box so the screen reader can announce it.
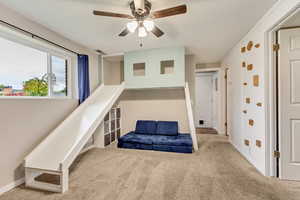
[229,140,265,176]
[217,131,225,135]
[0,177,25,196]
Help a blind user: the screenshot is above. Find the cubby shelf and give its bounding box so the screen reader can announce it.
[103,107,121,146]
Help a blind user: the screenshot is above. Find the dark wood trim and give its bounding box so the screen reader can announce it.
[275,30,279,178]
[225,68,229,136]
[0,19,80,55]
[279,26,300,30]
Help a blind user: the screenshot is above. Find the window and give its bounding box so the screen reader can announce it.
[133,63,145,76]
[160,60,174,74]
[0,35,69,97]
[51,56,68,97]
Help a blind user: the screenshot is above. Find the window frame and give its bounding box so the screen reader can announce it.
[47,52,72,98]
[0,25,75,100]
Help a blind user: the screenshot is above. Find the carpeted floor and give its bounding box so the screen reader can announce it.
[196,128,218,135]
[1,134,300,200]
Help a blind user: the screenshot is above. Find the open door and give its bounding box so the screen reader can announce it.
[195,73,213,128]
[278,28,300,180]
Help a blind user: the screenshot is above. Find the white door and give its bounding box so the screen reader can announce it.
[195,73,213,128]
[279,28,300,180]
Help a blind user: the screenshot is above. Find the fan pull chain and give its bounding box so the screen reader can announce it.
[139,37,143,47]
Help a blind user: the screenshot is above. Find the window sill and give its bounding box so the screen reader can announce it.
[0,96,76,100]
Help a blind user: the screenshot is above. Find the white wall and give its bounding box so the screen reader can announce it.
[196,63,221,69]
[221,0,300,175]
[103,59,123,85]
[119,89,190,135]
[0,99,78,188]
[0,3,100,190]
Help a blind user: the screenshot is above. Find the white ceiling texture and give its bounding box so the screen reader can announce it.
[1,0,277,63]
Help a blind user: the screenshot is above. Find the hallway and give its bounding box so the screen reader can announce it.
[1,134,300,200]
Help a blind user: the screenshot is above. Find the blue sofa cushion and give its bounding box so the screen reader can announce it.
[156,121,178,136]
[118,142,153,151]
[153,145,192,153]
[118,132,153,145]
[135,120,157,135]
[118,132,193,154]
[151,134,192,146]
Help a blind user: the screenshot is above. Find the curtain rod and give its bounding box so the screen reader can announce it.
[0,19,80,55]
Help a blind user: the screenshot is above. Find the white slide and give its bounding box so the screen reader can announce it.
[184,82,199,151]
[24,83,125,193]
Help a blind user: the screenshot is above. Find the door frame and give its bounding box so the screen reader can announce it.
[266,5,300,177]
[194,68,224,134]
[225,68,229,136]
[195,72,214,128]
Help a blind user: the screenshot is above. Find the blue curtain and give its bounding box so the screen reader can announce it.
[78,54,90,104]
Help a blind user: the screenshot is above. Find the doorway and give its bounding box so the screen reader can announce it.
[195,69,221,133]
[269,8,300,180]
[277,27,300,180]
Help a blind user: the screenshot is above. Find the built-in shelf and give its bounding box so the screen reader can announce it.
[102,106,121,147]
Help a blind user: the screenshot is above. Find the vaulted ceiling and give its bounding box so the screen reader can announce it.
[1,0,277,63]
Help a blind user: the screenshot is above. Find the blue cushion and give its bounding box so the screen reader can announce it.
[119,143,192,153]
[156,121,178,136]
[153,145,192,153]
[135,120,157,135]
[118,142,153,150]
[151,134,192,146]
[118,132,153,145]
[118,133,192,147]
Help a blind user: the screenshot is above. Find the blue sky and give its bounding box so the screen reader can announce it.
[0,36,66,91]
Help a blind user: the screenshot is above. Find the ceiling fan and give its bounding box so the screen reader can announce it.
[93,0,187,38]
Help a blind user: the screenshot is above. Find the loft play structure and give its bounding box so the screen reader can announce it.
[24,46,198,193]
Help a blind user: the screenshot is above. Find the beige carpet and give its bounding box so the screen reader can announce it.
[196,128,218,135]
[1,134,300,200]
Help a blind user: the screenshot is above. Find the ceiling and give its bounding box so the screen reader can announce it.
[281,9,300,28]
[0,0,277,63]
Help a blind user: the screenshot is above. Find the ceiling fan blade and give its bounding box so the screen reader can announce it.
[151,26,164,38]
[93,10,134,19]
[151,5,187,19]
[119,28,130,37]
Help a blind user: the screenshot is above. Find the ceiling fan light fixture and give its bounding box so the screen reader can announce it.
[138,26,147,37]
[127,21,138,33]
[143,20,154,31]
[93,2,188,39]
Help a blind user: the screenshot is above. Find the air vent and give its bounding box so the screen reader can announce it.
[95,49,106,55]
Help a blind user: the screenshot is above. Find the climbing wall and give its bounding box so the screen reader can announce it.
[241,40,265,170]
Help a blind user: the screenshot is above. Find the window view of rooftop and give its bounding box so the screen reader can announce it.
[0,36,67,97]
